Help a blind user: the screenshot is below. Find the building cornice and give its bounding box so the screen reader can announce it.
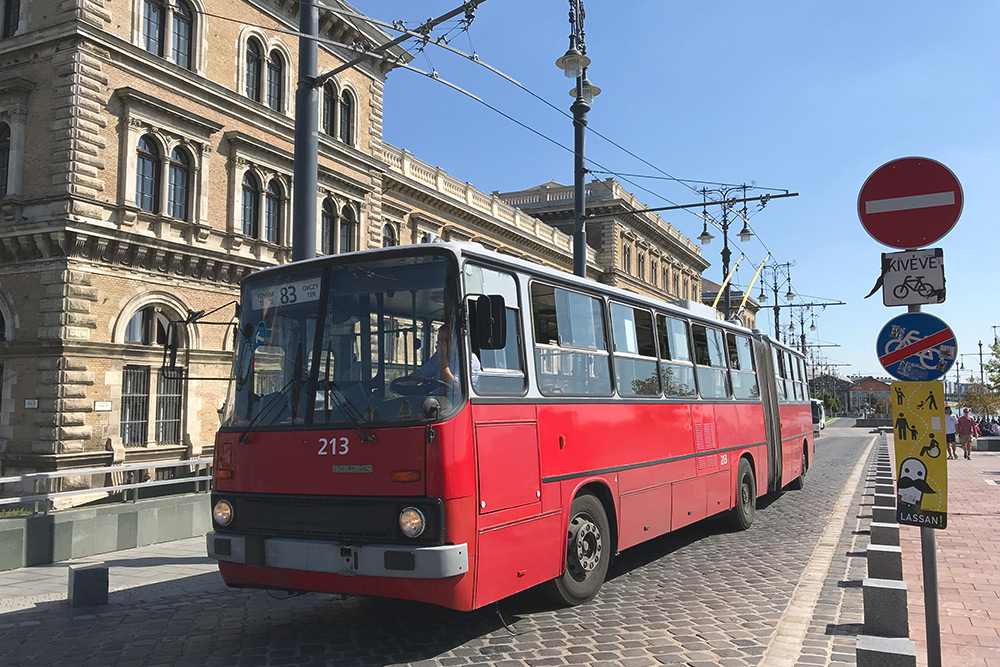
[0,225,263,286]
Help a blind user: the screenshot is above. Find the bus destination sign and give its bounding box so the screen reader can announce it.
[249,278,321,312]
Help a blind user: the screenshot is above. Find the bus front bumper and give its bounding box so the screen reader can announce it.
[206,532,468,579]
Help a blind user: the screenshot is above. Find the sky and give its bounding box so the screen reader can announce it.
[349,1,1000,381]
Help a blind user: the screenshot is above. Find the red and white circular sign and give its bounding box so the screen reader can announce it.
[858,157,963,249]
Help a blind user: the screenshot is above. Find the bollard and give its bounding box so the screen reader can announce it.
[873,493,896,508]
[68,565,109,607]
[870,522,900,547]
[856,635,916,667]
[867,544,904,580]
[872,506,897,524]
[863,578,909,637]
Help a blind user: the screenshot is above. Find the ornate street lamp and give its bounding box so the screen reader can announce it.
[556,0,599,277]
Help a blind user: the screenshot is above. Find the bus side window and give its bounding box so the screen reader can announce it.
[530,282,611,396]
[786,351,802,401]
[465,265,526,396]
[772,347,787,402]
[610,302,660,397]
[657,314,697,397]
[727,333,759,400]
[798,357,808,400]
[692,324,730,399]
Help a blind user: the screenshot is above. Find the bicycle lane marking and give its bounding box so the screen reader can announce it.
[879,328,954,367]
[758,433,877,667]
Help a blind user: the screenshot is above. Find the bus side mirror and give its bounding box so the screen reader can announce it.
[472,295,506,350]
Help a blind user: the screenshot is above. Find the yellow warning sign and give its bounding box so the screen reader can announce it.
[891,381,947,529]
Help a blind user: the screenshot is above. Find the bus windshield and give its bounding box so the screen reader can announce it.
[222,253,463,430]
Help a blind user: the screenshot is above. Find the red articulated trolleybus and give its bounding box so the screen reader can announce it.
[207,242,813,611]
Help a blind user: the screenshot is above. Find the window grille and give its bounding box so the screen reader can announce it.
[155,368,184,444]
[121,365,151,447]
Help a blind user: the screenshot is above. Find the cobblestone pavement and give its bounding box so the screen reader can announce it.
[0,425,875,667]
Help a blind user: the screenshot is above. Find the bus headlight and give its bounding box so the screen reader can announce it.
[399,507,425,538]
[213,500,234,526]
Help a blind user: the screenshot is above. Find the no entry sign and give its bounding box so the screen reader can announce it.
[876,312,957,381]
[858,157,963,249]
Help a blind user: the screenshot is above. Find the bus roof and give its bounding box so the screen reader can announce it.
[245,241,802,357]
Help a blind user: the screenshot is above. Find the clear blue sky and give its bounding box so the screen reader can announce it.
[350,1,1000,381]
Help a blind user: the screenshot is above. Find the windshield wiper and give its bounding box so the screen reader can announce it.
[320,351,376,443]
[237,377,296,444]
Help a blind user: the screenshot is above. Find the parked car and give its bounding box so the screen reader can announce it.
[811,399,826,435]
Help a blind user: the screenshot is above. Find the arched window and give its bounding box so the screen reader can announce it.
[622,246,632,274]
[167,147,190,220]
[663,267,669,291]
[339,91,354,144]
[0,123,9,198]
[322,83,336,135]
[339,205,355,253]
[382,223,397,248]
[142,0,165,56]
[651,260,658,287]
[2,0,19,38]
[266,50,284,111]
[172,1,194,70]
[246,39,263,102]
[125,306,169,345]
[321,199,335,254]
[136,135,160,213]
[265,180,282,244]
[673,273,680,296]
[241,172,260,237]
[638,254,645,281]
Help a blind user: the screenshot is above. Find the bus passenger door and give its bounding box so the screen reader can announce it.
[753,337,783,494]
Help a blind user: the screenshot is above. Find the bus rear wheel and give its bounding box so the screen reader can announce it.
[727,458,756,531]
[546,492,610,606]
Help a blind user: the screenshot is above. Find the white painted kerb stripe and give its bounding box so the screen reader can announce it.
[865,191,955,214]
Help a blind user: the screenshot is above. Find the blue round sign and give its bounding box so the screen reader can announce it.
[253,321,267,348]
[876,312,957,381]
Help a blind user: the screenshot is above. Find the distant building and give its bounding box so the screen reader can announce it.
[496,179,710,302]
[848,377,891,414]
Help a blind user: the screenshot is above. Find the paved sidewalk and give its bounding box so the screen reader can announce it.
[0,535,224,614]
[893,442,1000,666]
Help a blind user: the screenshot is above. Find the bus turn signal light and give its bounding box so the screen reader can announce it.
[216,469,234,480]
[391,470,420,483]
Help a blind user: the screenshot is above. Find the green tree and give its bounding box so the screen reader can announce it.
[984,341,1000,392]
[960,381,1000,419]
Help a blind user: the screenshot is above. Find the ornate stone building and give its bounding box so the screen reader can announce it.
[496,178,709,302]
[0,0,703,491]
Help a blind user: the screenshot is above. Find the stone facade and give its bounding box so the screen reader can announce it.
[0,0,703,491]
[496,179,710,300]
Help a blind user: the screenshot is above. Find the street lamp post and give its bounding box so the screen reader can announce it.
[556,0,599,278]
[697,186,754,319]
[756,262,795,343]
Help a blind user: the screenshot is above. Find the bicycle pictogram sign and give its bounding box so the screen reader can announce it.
[881,248,945,307]
[876,312,956,381]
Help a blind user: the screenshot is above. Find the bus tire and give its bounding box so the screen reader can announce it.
[727,458,756,531]
[546,492,610,606]
[789,449,808,490]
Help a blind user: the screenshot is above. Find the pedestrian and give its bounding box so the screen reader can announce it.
[956,408,980,460]
[944,407,958,459]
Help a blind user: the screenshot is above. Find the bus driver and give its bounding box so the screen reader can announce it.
[414,325,481,392]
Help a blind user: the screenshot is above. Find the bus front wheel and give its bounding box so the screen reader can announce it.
[727,458,757,531]
[546,492,610,606]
